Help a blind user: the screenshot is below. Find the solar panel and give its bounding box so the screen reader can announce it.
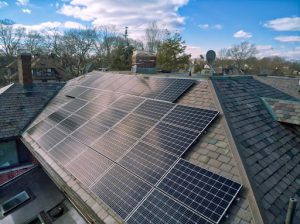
[92,91,121,106]
[77,88,103,101]
[50,137,88,165]
[162,105,219,132]
[127,189,211,224]
[36,127,67,151]
[114,114,157,139]
[75,102,105,119]
[71,121,108,146]
[158,159,242,223]
[133,99,175,120]
[57,114,87,134]
[47,109,70,126]
[119,142,178,185]
[111,95,145,112]
[91,130,137,161]
[61,98,87,113]
[90,165,152,219]
[65,86,89,98]
[66,149,113,188]
[142,122,199,156]
[27,120,53,140]
[92,108,128,128]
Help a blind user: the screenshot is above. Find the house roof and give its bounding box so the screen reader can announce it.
[0,82,64,140]
[262,97,300,125]
[211,76,300,224]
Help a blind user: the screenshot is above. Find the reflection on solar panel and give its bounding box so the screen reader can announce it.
[71,121,108,145]
[133,99,174,120]
[50,137,87,165]
[27,120,52,140]
[119,142,178,185]
[61,98,87,113]
[127,189,211,224]
[57,114,87,134]
[77,88,102,101]
[47,109,70,126]
[92,130,137,161]
[66,149,113,187]
[65,86,89,98]
[158,159,242,223]
[163,105,219,132]
[91,165,152,219]
[114,114,157,139]
[75,102,105,119]
[92,91,121,106]
[92,108,128,128]
[36,127,67,151]
[142,122,199,156]
[111,95,145,112]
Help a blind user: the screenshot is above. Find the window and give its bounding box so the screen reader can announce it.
[1,191,30,215]
[0,141,18,169]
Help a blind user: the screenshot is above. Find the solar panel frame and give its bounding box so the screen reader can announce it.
[91,107,128,128]
[157,159,242,223]
[75,102,106,119]
[57,114,88,134]
[36,127,67,151]
[47,109,70,126]
[61,98,87,113]
[77,88,103,101]
[65,86,89,98]
[27,120,53,140]
[110,95,145,112]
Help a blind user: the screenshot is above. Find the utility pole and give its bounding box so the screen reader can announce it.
[124,26,129,46]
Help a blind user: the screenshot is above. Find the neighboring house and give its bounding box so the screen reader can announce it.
[5,54,69,82]
[1,55,299,224]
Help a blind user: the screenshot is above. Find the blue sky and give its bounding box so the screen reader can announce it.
[0,0,299,59]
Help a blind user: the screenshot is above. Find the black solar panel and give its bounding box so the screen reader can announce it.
[65,86,89,98]
[91,165,152,219]
[61,98,87,113]
[114,114,157,139]
[91,130,137,161]
[119,142,178,185]
[142,122,199,156]
[27,120,53,140]
[50,137,88,165]
[92,108,128,128]
[75,102,105,119]
[133,99,175,120]
[71,121,108,146]
[158,159,242,223]
[127,189,211,224]
[66,149,113,188]
[36,127,67,151]
[162,105,219,132]
[111,95,145,112]
[57,114,87,134]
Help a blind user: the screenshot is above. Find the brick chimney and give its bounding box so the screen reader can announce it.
[17,53,33,86]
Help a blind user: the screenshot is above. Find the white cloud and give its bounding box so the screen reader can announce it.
[274,36,300,42]
[22,8,31,14]
[264,17,300,31]
[16,0,29,6]
[198,24,222,30]
[256,45,273,51]
[58,0,189,39]
[198,24,209,29]
[256,45,300,60]
[233,30,252,39]
[185,45,205,58]
[64,21,85,29]
[0,1,8,8]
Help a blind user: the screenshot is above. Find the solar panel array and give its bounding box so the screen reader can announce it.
[26,73,242,224]
[66,72,195,103]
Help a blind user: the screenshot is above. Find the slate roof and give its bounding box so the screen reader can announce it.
[0,83,64,140]
[211,76,300,224]
[262,97,300,125]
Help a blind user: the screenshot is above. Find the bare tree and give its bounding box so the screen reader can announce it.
[227,42,257,71]
[218,48,228,60]
[145,21,166,53]
[0,19,25,58]
[24,31,46,54]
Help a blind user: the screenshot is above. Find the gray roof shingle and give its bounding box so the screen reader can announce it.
[0,83,64,140]
[211,76,300,224]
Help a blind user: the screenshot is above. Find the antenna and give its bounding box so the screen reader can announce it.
[206,50,216,74]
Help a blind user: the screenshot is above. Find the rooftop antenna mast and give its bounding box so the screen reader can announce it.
[206,50,216,75]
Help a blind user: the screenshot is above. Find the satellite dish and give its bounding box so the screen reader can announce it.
[206,50,216,65]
